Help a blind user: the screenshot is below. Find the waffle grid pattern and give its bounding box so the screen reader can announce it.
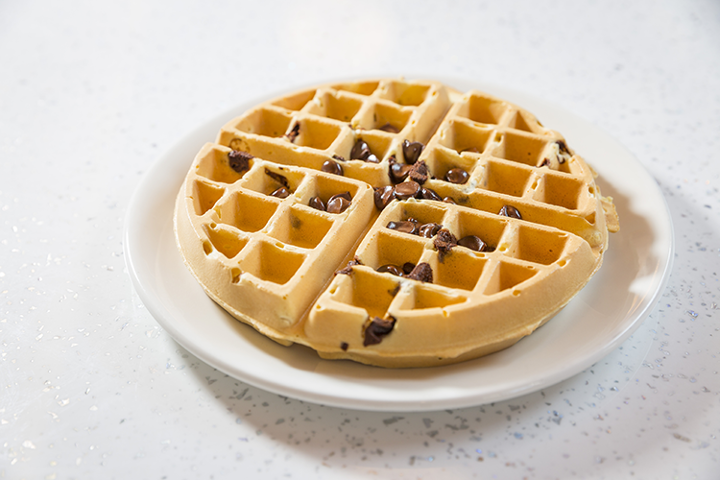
[325,202,576,320]
[175,78,616,367]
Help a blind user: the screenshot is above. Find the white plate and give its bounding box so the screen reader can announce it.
[124,78,674,412]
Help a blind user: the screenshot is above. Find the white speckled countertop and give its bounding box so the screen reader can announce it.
[2,1,719,478]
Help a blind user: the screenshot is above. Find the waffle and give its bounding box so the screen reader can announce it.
[174,78,619,368]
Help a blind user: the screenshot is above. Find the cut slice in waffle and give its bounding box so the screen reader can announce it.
[174,78,619,368]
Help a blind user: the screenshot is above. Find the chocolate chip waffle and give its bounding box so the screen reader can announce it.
[174,78,619,368]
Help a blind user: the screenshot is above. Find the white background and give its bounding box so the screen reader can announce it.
[1,1,719,478]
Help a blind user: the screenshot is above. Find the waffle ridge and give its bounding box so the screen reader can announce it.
[174,78,619,368]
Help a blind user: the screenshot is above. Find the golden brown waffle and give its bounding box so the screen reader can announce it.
[174,78,619,368]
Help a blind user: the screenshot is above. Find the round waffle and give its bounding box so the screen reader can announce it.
[174,78,619,368]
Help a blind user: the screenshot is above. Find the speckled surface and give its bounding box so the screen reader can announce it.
[1,1,719,478]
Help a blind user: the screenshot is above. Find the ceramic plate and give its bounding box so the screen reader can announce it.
[124,78,673,412]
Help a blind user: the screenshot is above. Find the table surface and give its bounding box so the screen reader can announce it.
[2,1,719,478]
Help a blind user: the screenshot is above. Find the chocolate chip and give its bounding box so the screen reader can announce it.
[377,264,402,276]
[433,228,457,261]
[387,220,418,235]
[350,139,378,162]
[394,181,421,200]
[434,228,457,247]
[499,205,522,219]
[264,168,289,188]
[402,140,424,164]
[556,140,571,164]
[308,196,326,211]
[326,197,350,214]
[445,167,469,184]
[442,197,457,204]
[374,186,395,210]
[389,162,412,184]
[457,235,487,252]
[333,191,352,201]
[350,139,369,159]
[337,257,362,275]
[363,316,396,346]
[408,160,429,185]
[378,123,400,133]
[418,223,442,238]
[327,192,352,214]
[557,140,571,155]
[402,262,416,275]
[420,187,441,201]
[321,159,344,176]
[228,150,252,173]
[340,342,349,351]
[407,262,433,283]
[270,186,291,198]
[332,154,346,162]
[286,123,300,143]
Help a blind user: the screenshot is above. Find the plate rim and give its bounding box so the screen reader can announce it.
[124,76,674,412]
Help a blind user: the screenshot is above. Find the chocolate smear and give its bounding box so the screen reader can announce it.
[408,160,429,185]
[407,262,433,283]
[442,196,457,204]
[321,159,344,176]
[433,228,458,261]
[228,150,253,173]
[499,205,522,219]
[340,342,349,351]
[402,140,424,164]
[332,154,346,162]
[363,316,396,346]
[538,158,550,168]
